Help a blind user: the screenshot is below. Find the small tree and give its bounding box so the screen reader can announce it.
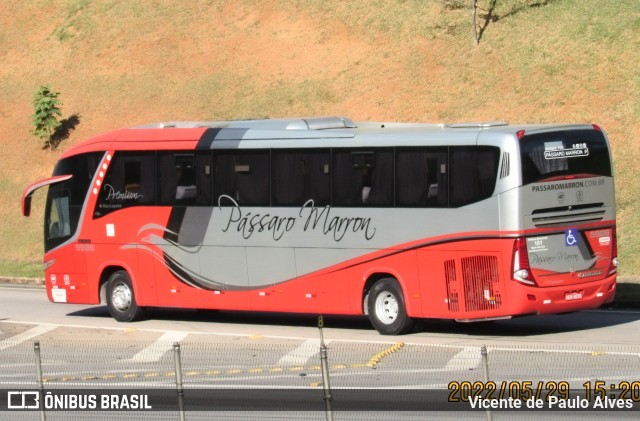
[31,85,63,150]
[470,0,479,46]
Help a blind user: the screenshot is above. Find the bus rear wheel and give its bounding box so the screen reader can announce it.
[106,270,145,322]
[367,278,414,335]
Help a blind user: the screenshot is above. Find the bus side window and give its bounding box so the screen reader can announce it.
[195,153,212,205]
[273,149,330,206]
[396,148,448,207]
[214,150,269,206]
[124,154,155,204]
[158,152,211,206]
[95,152,155,216]
[449,146,499,207]
[332,149,393,207]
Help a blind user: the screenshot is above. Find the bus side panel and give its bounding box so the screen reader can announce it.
[85,244,154,306]
[294,270,349,314]
[249,270,349,314]
[416,249,459,318]
[249,246,299,312]
[417,239,509,319]
[347,250,423,318]
[152,251,206,309]
[201,290,253,311]
[135,244,157,307]
[83,205,167,308]
[44,243,91,304]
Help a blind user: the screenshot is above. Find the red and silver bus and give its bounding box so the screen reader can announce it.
[22,117,617,334]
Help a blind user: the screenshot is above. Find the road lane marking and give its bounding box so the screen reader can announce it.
[366,342,404,367]
[444,346,482,371]
[128,331,189,363]
[3,319,640,351]
[0,324,57,351]
[278,339,326,366]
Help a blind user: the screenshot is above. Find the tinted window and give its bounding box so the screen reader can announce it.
[158,152,212,206]
[45,152,102,251]
[396,148,448,207]
[94,152,155,217]
[520,129,611,185]
[214,150,269,206]
[449,146,499,207]
[333,149,393,206]
[273,149,330,206]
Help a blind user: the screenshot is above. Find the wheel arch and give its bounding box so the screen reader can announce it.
[98,264,131,304]
[362,270,409,315]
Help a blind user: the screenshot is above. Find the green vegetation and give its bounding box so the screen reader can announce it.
[1,0,639,282]
[31,85,63,149]
[51,0,94,42]
[0,260,43,279]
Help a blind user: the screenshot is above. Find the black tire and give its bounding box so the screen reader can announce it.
[106,270,145,322]
[367,277,414,335]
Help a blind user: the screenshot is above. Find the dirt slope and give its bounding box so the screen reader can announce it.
[1,0,638,276]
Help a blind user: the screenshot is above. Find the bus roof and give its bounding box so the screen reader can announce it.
[60,116,600,158]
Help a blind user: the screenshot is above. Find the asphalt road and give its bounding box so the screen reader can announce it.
[1,285,640,420]
[1,284,640,347]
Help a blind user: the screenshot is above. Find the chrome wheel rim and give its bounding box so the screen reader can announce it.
[112,282,132,312]
[374,291,398,325]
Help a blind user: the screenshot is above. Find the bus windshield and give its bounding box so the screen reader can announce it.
[520,129,612,185]
[44,152,103,251]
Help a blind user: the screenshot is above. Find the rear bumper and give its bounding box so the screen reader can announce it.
[509,274,616,315]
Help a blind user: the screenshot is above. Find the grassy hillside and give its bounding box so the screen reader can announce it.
[1,0,638,279]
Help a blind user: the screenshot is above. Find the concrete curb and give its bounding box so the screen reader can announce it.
[0,277,45,287]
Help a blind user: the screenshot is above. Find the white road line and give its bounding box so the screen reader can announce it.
[128,331,189,363]
[444,346,482,371]
[278,339,327,366]
[3,319,640,352]
[0,324,57,351]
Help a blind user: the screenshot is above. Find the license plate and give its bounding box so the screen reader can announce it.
[565,291,583,301]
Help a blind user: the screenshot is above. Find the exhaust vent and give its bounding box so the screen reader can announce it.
[461,255,502,312]
[531,203,605,228]
[499,152,510,179]
[444,259,459,312]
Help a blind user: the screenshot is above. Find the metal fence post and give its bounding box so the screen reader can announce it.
[481,345,492,421]
[318,316,333,421]
[173,342,186,421]
[33,341,46,421]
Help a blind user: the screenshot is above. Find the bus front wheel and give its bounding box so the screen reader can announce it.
[367,278,414,335]
[106,270,145,322]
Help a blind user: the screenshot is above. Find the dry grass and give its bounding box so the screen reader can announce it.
[1,0,638,280]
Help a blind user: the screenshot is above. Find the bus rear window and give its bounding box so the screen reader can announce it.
[520,129,611,185]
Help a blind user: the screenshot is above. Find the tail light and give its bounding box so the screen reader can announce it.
[608,226,618,276]
[512,237,537,286]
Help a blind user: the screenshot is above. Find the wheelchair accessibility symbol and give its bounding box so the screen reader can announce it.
[565,229,578,247]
